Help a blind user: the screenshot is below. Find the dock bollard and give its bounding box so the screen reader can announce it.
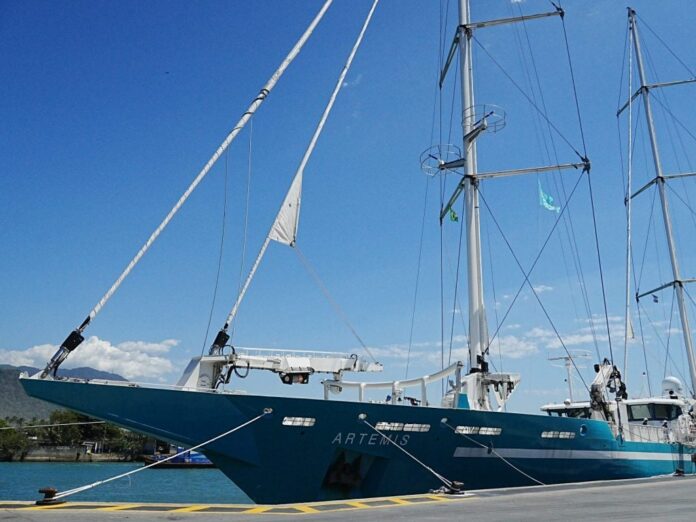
[36,487,65,506]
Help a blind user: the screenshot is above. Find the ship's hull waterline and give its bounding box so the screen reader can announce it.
[20,377,695,504]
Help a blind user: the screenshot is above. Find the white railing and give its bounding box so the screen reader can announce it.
[625,423,669,443]
[322,361,463,406]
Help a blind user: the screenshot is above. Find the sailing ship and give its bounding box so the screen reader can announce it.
[20,1,696,504]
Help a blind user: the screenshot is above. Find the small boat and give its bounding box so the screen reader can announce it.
[143,448,215,469]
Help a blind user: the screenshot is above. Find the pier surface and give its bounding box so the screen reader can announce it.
[1,474,693,521]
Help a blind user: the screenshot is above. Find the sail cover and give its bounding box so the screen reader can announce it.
[269,171,303,246]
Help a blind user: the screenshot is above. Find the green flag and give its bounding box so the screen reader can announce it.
[449,208,459,222]
[538,180,560,213]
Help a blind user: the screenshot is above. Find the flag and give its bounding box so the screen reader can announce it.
[538,180,561,213]
[449,208,459,222]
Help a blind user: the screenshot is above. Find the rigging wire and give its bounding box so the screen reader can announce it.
[215,0,380,337]
[407,0,450,379]
[557,2,615,368]
[513,5,587,341]
[436,0,448,385]
[441,225,476,367]
[439,8,459,388]
[484,220,503,374]
[637,300,690,389]
[471,35,584,161]
[478,180,591,393]
[586,174,616,365]
[635,186,658,291]
[201,150,230,356]
[41,0,336,376]
[405,178,431,379]
[231,119,255,339]
[439,181,445,385]
[558,3,587,156]
[447,187,466,367]
[650,94,696,146]
[530,5,600,354]
[635,13,696,78]
[662,288,676,380]
[653,89,696,233]
[634,298,653,396]
[666,183,696,220]
[622,23,634,385]
[294,246,376,363]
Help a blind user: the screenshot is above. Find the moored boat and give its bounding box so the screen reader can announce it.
[20,0,696,504]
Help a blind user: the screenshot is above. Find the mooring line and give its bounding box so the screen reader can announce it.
[441,420,545,486]
[46,409,271,502]
[0,420,105,431]
[361,417,463,493]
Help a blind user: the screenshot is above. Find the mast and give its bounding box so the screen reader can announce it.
[437,1,569,410]
[457,0,489,374]
[629,9,696,396]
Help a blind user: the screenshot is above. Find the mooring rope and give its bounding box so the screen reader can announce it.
[361,418,462,493]
[441,420,545,486]
[0,421,105,431]
[47,409,271,501]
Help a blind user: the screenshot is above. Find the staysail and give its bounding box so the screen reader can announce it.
[268,171,303,246]
[210,0,380,353]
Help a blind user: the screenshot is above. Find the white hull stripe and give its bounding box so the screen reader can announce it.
[453,447,679,461]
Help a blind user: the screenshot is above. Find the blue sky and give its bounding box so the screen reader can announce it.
[2,0,696,412]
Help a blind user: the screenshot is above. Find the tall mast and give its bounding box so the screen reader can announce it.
[457,0,488,373]
[629,9,696,396]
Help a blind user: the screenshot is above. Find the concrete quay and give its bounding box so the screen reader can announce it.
[1,474,694,521]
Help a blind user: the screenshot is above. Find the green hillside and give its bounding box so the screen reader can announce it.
[0,366,125,420]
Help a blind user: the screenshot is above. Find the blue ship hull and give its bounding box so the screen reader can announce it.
[20,377,696,504]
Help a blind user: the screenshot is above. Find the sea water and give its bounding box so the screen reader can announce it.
[0,462,252,504]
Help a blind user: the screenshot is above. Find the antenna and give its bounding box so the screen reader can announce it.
[548,350,591,402]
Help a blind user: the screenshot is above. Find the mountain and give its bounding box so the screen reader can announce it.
[0,365,126,420]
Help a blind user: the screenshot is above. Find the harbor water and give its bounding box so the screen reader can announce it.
[0,462,252,503]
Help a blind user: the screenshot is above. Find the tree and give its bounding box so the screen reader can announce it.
[0,419,28,460]
[46,410,84,446]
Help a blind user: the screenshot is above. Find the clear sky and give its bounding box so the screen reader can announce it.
[2,0,696,412]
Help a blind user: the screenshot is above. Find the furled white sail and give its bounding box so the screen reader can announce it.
[269,171,302,246]
[216,0,380,336]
